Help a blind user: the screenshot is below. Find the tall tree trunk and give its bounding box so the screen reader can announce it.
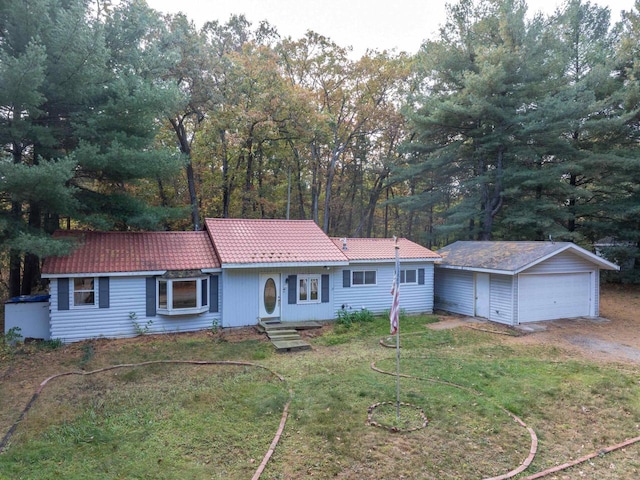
[9,249,21,299]
[384,187,389,238]
[9,142,23,297]
[322,147,343,233]
[568,173,577,233]
[294,150,306,219]
[479,146,504,241]
[310,143,321,225]
[170,118,200,230]
[185,161,200,230]
[241,136,254,217]
[220,129,231,218]
[354,172,388,237]
[286,142,307,220]
[257,151,265,218]
[21,203,42,295]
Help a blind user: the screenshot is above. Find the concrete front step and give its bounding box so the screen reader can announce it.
[257,320,323,332]
[272,339,312,352]
[257,320,317,352]
[268,334,301,341]
[266,329,298,337]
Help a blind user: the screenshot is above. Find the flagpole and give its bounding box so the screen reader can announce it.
[394,238,401,420]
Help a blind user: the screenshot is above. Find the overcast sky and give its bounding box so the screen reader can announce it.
[146,0,637,57]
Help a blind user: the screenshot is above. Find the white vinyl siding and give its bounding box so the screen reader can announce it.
[222,267,334,326]
[336,263,434,316]
[488,275,514,325]
[221,269,260,327]
[524,250,595,274]
[49,276,220,343]
[434,269,474,316]
[436,248,605,325]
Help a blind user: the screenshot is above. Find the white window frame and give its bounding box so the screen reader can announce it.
[72,277,97,308]
[297,274,321,304]
[157,277,208,315]
[352,270,377,286]
[400,269,417,285]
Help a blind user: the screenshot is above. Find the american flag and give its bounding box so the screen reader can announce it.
[390,270,399,335]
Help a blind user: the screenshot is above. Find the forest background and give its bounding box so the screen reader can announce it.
[1,0,640,299]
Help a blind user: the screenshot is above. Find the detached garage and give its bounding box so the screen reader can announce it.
[434,241,619,325]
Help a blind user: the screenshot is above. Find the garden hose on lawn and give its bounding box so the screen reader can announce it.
[0,360,292,480]
[374,333,640,480]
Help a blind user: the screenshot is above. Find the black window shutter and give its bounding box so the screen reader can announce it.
[201,278,208,307]
[209,275,219,313]
[146,277,156,317]
[58,278,69,310]
[342,270,351,288]
[287,275,297,304]
[99,277,110,308]
[321,274,329,303]
[418,268,425,285]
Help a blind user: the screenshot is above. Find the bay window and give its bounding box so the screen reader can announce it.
[158,277,208,315]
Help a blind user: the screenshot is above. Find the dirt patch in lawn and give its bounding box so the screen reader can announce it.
[433,283,640,365]
[512,283,640,364]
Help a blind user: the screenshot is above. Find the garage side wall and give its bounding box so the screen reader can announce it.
[434,269,474,316]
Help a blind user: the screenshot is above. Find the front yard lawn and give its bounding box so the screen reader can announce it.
[1,312,639,479]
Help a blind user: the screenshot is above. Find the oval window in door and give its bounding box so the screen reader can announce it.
[263,278,277,314]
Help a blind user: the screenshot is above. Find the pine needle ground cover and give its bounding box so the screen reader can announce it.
[1,315,639,479]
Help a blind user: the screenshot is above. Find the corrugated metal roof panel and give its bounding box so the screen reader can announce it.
[42,230,220,274]
[330,237,440,261]
[204,218,349,265]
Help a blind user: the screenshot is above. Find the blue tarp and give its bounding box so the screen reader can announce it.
[6,294,50,304]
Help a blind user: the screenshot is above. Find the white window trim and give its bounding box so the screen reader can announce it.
[72,276,98,309]
[351,270,377,286]
[400,269,418,285]
[157,277,208,316]
[297,274,321,304]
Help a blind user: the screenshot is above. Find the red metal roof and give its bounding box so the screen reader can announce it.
[331,237,440,261]
[204,218,349,265]
[42,230,220,275]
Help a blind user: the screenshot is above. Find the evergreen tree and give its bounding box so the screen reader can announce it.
[0,0,183,295]
[594,0,640,281]
[401,0,548,242]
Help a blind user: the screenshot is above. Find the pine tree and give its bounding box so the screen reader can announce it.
[0,0,183,295]
[402,0,548,242]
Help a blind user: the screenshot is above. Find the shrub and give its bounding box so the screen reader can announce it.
[336,307,374,328]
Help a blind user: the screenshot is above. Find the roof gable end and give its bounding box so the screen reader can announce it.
[437,241,618,273]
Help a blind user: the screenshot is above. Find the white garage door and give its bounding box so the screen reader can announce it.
[518,273,591,323]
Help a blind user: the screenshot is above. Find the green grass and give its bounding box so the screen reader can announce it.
[1,315,639,479]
